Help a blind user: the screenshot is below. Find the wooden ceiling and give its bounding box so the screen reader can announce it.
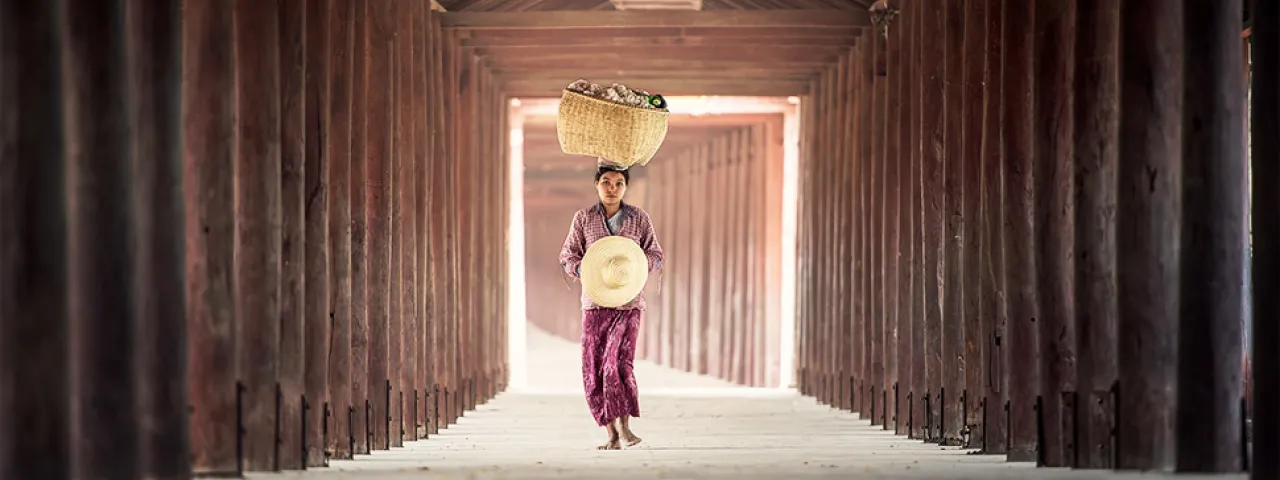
[440,0,873,97]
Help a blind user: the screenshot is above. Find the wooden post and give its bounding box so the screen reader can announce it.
[412,0,430,439]
[870,27,886,426]
[857,34,872,419]
[327,0,354,460]
[64,0,140,475]
[1002,0,1040,462]
[961,0,986,446]
[386,0,404,445]
[1116,0,1181,470]
[1033,0,1077,467]
[897,3,917,437]
[128,0,189,475]
[233,0,284,470]
[979,0,1008,455]
[909,2,928,440]
[396,0,415,445]
[835,53,852,410]
[278,0,306,467]
[1177,0,1246,471]
[941,0,965,442]
[921,1,946,441]
[366,0,393,451]
[181,0,238,472]
[1072,0,1119,468]
[0,2,72,478]
[348,0,370,455]
[1251,1,1279,479]
[304,0,332,465]
[884,12,902,431]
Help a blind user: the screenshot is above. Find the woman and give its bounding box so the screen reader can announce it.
[559,165,664,450]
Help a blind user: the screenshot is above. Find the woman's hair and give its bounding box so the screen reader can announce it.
[594,165,630,184]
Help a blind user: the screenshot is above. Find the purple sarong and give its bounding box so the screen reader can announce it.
[581,308,642,426]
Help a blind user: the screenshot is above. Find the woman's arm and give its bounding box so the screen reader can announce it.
[559,211,586,278]
[637,209,664,273]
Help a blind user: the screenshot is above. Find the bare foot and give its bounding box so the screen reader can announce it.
[621,431,643,447]
[597,438,621,450]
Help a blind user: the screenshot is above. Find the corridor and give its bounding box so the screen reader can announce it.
[252,327,1242,480]
[1,0,1275,479]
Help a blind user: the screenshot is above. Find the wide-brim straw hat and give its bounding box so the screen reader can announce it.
[580,236,649,308]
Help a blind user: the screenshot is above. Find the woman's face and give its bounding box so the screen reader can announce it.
[596,170,627,206]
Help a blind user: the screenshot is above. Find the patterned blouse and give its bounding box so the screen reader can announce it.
[559,202,665,311]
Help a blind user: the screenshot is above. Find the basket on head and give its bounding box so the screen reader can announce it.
[556,89,670,168]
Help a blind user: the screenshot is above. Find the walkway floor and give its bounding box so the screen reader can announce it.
[251,326,1246,480]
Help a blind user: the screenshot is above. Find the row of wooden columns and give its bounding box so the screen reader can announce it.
[797,0,1267,474]
[643,125,779,388]
[0,0,508,478]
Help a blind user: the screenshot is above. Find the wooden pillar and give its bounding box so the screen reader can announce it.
[896,8,916,435]
[348,0,371,455]
[396,0,416,445]
[856,35,871,419]
[1178,0,1246,472]
[234,0,283,470]
[1072,0,1119,468]
[278,0,306,467]
[816,67,831,405]
[1002,0,1040,462]
[940,0,965,442]
[979,0,1008,455]
[386,0,404,446]
[428,10,446,434]
[181,0,238,472]
[835,54,852,410]
[1033,0,1077,467]
[842,49,859,410]
[960,0,986,446]
[63,0,138,475]
[1252,1,1279,479]
[304,0,332,465]
[1116,0,1181,470]
[796,94,809,395]
[128,0,190,476]
[884,14,902,431]
[366,0,393,451]
[412,0,431,439]
[1,2,69,478]
[870,28,886,425]
[708,136,726,379]
[327,0,355,460]
[920,1,946,441]
[908,2,927,440]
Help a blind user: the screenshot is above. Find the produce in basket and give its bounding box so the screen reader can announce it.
[567,79,667,111]
[557,79,670,168]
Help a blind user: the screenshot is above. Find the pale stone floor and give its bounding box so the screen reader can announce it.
[252,326,1246,480]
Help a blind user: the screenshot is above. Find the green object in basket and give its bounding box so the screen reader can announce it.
[647,94,667,109]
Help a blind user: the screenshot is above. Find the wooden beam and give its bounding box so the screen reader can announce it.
[441,9,871,28]
[489,57,829,70]
[474,46,847,62]
[463,34,856,47]
[504,77,808,96]
[463,26,860,38]
[523,112,784,126]
[498,67,820,78]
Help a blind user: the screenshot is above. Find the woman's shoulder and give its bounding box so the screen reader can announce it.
[624,204,654,223]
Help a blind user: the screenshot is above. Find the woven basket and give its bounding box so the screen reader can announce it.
[556,89,670,168]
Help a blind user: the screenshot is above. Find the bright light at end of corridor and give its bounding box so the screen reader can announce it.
[510,98,522,107]
[787,96,800,104]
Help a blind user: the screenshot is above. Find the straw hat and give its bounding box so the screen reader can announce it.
[580,236,649,308]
